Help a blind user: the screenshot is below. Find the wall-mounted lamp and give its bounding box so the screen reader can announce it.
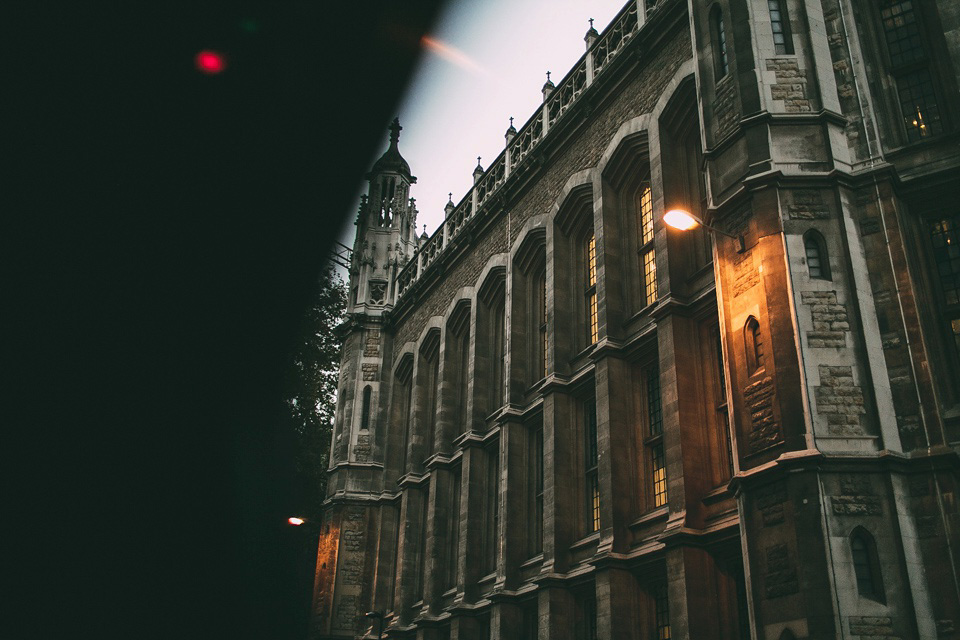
[663,209,745,253]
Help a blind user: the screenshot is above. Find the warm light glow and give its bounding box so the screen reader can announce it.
[288,517,305,526]
[663,209,699,231]
[420,36,490,77]
[195,50,226,74]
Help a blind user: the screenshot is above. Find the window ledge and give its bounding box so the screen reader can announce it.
[570,531,600,552]
[630,506,668,528]
[702,484,733,505]
[520,554,544,570]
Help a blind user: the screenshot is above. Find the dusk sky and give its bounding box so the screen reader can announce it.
[336,0,629,256]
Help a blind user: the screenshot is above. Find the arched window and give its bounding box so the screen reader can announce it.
[851,528,885,603]
[804,230,831,280]
[744,316,764,375]
[711,5,729,79]
[360,385,372,431]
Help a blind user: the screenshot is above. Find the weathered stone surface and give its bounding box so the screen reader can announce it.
[744,376,780,452]
[734,250,759,297]
[766,59,812,113]
[764,543,798,598]
[815,365,866,434]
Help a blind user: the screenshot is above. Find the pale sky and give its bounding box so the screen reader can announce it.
[336,0,630,259]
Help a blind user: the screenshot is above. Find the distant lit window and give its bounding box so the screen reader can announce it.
[586,232,599,345]
[647,366,667,508]
[655,582,672,639]
[879,0,942,141]
[929,215,960,364]
[638,184,658,307]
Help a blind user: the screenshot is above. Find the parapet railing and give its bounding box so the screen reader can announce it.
[396,0,644,299]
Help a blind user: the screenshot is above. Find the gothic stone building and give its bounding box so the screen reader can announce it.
[312,0,960,637]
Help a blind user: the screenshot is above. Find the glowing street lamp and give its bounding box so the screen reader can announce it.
[663,208,745,253]
[287,517,305,526]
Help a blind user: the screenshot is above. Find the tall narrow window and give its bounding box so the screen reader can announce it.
[584,398,600,533]
[427,356,440,454]
[804,230,831,280]
[401,380,413,472]
[478,613,492,640]
[586,232,599,345]
[879,0,942,141]
[484,445,500,574]
[457,328,470,432]
[522,601,539,640]
[744,317,764,376]
[360,385,372,431]
[711,6,729,79]
[929,215,960,363]
[446,466,461,589]
[538,270,548,379]
[655,582,672,639]
[638,184,658,307]
[647,366,668,508]
[416,486,429,601]
[528,420,544,557]
[715,326,734,480]
[768,0,793,55]
[851,528,886,603]
[576,590,598,640]
[493,299,506,408]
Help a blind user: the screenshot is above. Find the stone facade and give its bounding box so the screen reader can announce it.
[313,0,960,638]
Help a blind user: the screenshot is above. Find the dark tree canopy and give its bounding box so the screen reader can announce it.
[283,264,347,518]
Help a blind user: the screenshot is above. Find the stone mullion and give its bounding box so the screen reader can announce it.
[595,566,639,640]
[594,354,636,553]
[497,418,527,589]
[541,391,578,576]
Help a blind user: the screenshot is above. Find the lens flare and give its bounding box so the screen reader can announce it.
[195,50,226,74]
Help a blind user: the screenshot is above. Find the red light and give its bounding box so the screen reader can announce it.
[288,517,304,526]
[195,50,226,74]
